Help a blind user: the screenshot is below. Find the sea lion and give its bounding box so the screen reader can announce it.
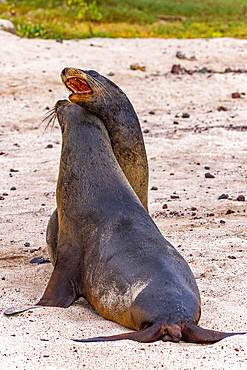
[7,100,244,344]
[61,67,149,210]
[46,68,149,265]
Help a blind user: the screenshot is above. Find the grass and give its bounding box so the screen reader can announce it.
[1,0,247,39]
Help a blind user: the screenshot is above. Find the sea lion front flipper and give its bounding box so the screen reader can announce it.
[37,265,79,308]
[4,305,40,315]
[46,208,59,266]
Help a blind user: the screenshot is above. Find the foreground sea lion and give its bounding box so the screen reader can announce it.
[46,68,149,265]
[6,100,245,344]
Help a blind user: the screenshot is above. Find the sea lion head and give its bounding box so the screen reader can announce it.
[61,67,126,114]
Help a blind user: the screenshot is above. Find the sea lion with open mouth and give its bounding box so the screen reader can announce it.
[6,100,245,344]
[46,68,149,265]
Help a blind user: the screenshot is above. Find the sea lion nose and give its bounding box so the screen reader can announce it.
[61,68,66,76]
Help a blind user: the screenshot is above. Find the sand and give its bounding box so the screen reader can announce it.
[0,30,246,369]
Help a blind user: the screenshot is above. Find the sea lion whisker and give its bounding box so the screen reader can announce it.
[89,77,112,98]
[40,108,57,134]
[96,80,113,98]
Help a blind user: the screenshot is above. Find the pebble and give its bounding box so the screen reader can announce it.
[175,112,190,118]
[130,63,146,72]
[162,204,168,209]
[151,186,158,190]
[0,19,16,34]
[217,106,228,111]
[205,173,215,178]
[218,194,229,200]
[143,129,150,133]
[24,242,31,247]
[170,195,179,199]
[46,144,53,149]
[226,209,235,214]
[10,186,16,190]
[237,195,245,201]
[231,92,241,99]
[30,257,51,264]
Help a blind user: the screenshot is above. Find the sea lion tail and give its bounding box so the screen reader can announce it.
[180,322,246,344]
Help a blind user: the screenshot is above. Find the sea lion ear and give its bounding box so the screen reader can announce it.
[37,265,78,308]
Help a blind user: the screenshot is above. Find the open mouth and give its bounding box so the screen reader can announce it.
[65,77,92,95]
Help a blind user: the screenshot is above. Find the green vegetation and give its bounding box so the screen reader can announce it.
[1,0,247,39]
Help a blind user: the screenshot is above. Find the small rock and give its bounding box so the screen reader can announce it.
[204,166,210,170]
[162,204,168,209]
[173,121,179,125]
[2,193,8,196]
[130,63,146,72]
[10,186,16,190]
[151,186,158,191]
[220,220,226,224]
[217,106,228,111]
[108,72,115,76]
[182,113,190,118]
[175,112,190,118]
[56,38,63,43]
[24,242,31,247]
[149,111,155,115]
[176,51,187,59]
[228,255,236,259]
[170,195,179,199]
[205,173,215,178]
[218,194,229,200]
[237,195,245,201]
[143,129,150,133]
[171,64,184,74]
[10,168,19,173]
[231,92,241,99]
[30,257,51,264]
[0,196,4,200]
[46,144,53,149]
[226,209,235,214]
[0,19,16,34]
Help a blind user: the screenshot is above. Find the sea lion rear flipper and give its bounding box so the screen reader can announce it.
[37,265,78,308]
[181,322,246,343]
[72,323,181,343]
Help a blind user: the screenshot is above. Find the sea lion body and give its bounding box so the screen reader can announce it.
[38,101,243,343]
[46,68,149,266]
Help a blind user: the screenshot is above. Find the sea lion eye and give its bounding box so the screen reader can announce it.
[88,70,99,78]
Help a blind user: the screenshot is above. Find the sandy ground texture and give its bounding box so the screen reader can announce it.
[0,30,247,369]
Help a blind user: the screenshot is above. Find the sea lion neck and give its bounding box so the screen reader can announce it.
[56,102,132,214]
